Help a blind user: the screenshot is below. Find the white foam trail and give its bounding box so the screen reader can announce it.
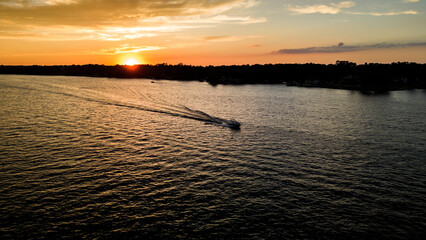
[1,80,241,129]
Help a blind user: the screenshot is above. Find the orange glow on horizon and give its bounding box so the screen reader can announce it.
[123,58,140,66]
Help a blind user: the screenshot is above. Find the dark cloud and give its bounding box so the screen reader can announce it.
[274,42,426,54]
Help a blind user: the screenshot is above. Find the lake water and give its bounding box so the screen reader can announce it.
[1,75,425,239]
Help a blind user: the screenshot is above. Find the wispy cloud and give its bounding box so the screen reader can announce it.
[403,0,420,3]
[287,1,418,16]
[0,0,265,41]
[274,42,426,54]
[0,25,163,41]
[199,15,267,24]
[0,0,263,26]
[348,10,418,16]
[90,26,199,41]
[99,44,164,54]
[183,0,260,15]
[202,35,259,42]
[0,0,79,7]
[141,15,267,25]
[288,1,355,15]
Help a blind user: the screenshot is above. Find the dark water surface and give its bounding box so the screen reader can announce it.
[1,75,425,239]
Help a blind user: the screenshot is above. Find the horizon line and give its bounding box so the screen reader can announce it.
[1,61,426,67]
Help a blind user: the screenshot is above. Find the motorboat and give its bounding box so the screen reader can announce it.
[226,119,241,129]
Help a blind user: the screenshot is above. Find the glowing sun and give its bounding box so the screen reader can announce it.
[123,58,140,66]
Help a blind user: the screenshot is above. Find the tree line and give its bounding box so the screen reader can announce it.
[1,61,425,91]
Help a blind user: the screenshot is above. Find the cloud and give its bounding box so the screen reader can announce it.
[0,0,79,7]
[348,10,418,16]
[0,0,265,41]
[274,42,426,54]
[141,15,266,25]
[0,25,163,41]
[287,1,418,16]
[0,0,262,26]
[99,44,163,54]
[202,35,259,42]
[403,0,419,3]
[288,1,355,15]
[198,15,267,24]
[183,0,260,15]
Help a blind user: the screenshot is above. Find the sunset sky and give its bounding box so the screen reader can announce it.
[1,0,425,65]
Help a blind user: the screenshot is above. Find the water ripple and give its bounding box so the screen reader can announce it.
[1,75,425,239]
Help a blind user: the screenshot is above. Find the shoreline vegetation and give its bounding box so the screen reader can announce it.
[1,61,425,92]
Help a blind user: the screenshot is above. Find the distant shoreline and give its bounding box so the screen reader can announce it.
[1,61,425,91]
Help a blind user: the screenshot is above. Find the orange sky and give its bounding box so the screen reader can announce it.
[1,0,425,65]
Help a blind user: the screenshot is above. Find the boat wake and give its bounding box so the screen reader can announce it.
[0,79,241,129]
